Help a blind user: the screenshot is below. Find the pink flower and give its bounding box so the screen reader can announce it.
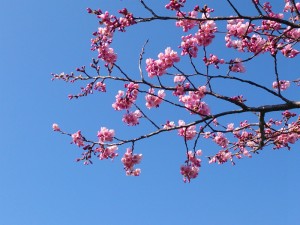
[160,47,180,65]
[272,80,290,90]
[173,83,190,96]
[112,83,139,110]
[96,145,118,160]
[163,120,176,129]
[165,0,186,10]
[121,148,142,176]
[179,86,210,116]
[230,58,246,73]
[195,21,217,47]
[209,150,232,164]
[122,110,142,126]
[145,88,166,109]
[227,19,253,37]
[94,82,106,92]
[227,123,234,131]
[280,44,300,58]
[180,150,202,182]
[97,127,115,142]
[178,120,197,140]
[214,132,229,148]
[180,34,199,57]
[97,43,117,65]
[52,123,60,131]
[174,75,186,83]
[196,150,202,156]
[71,131,85,147]
[180,165,199,182]
[146,47,180,77]
[203,54,224,68]
[176,11,198,32]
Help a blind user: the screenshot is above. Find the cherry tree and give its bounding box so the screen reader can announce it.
[52,0,300,182]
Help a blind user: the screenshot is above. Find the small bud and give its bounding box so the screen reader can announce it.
[52,123,60,131]
[86,8,92,13]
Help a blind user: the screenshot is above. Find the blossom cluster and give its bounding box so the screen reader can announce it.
[180,20,217,57]
[121,148,142,176]
[178,120,197,140]
[96,145,118,160]
[122,110,142,126]
[225,6,300,58]
[145,88,166,109]
[180,150,202,182]
[88,7,135,65]
[179,86,210,116]
[112,82,139,111]
[165,0,186,11]
[272,80,290,90]
[146,47,180,77]
[97,127,115,143]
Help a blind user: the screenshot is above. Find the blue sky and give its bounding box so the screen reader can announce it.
[0,0,299,225]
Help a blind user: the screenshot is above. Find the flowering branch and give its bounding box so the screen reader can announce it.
[53,0,300,182]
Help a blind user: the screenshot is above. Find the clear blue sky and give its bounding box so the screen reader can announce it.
[0,1,299,225]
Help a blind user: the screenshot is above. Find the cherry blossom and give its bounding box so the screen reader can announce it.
[214,132,229,148]
[71,131,85,147]
[97,127,115,142]
[121,148,142,176]
[122,110,142,126]
[178,120,197,140]
[96,145,118,160]
[112,83,139,111]
[52,123,60,131]
[230,58,246,73]
[272,80,290,90]
[176,11,198,32]
[145,88,166,109]
[94,82,106,92]
[146,47,180,77]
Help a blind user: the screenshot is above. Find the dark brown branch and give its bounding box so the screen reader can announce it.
[226,0,242,17]
[140,0,158,17]
[258,111,266,150]
[135,15,300,29]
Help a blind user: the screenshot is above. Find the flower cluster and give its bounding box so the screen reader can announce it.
[94,82,106,92]
[121,148,142,176]
[176,11,198,32]
[180,20,217,57]
[229,58,246,73]
[179,86,210,116]
[89,8,135,65]
[284,0,300,13]
[209,150,232,164]
[122,110,142,126]
[112,82,139,110]
[146,47,180,77]
[71,131,85,147]
[97,127,115,142]
[180,150,202,182]
[165,0,186,11]
[163,120,176,129]
[178,120,197,140]
[203,54,225,68]
[213,132,229,148]
[96,145,118,160]
[272,80,290,90]
[145,88,166,109]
